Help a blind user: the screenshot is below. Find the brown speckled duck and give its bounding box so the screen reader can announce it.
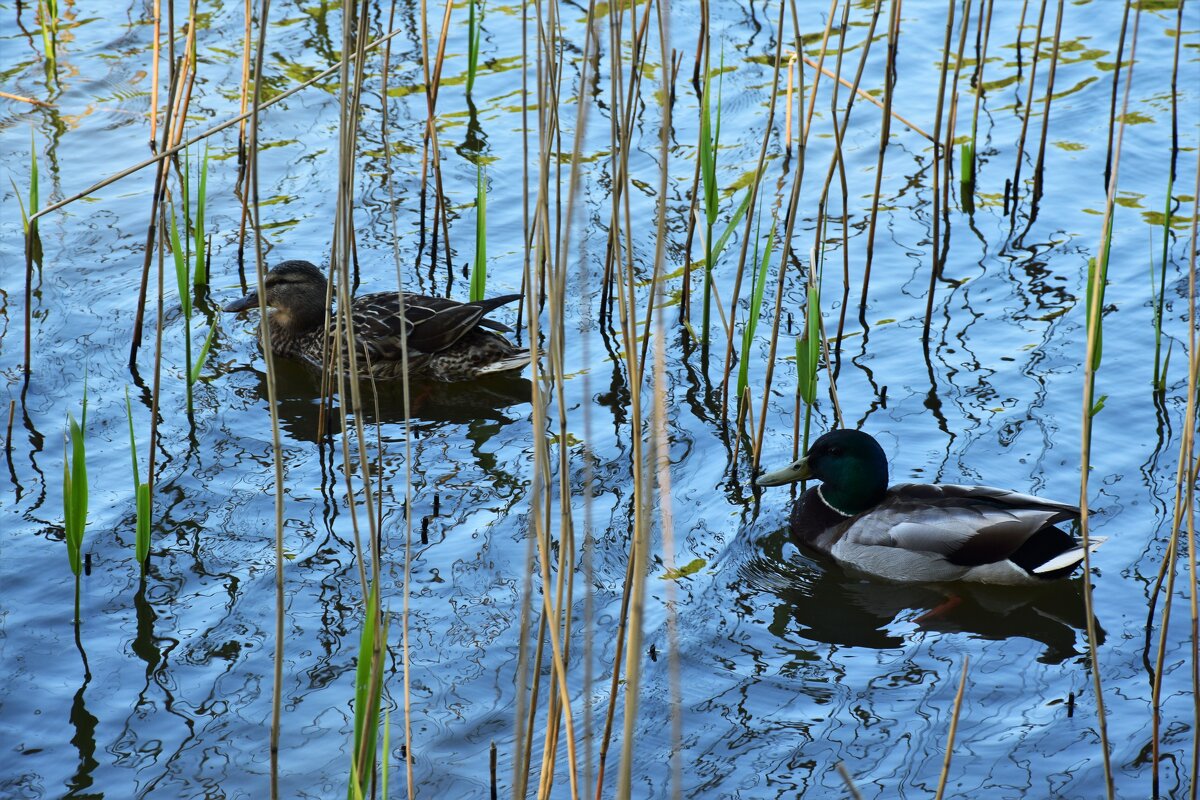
[223,260,529,382]
[756,429,1106,585]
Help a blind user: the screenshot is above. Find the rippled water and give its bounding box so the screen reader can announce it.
[2,1,1197,798]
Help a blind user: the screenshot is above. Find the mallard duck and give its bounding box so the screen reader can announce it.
[755,429,1106,584]
[223,260,530,382]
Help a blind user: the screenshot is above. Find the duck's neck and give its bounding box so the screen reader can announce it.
[817,474,887,516]
[263,312,317,357]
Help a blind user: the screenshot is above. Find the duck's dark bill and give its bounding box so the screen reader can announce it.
[755,457,813,487]
[223,292,259,313]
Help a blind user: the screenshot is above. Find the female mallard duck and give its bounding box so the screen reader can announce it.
[756,429,1105,585]
[223,260,530,382]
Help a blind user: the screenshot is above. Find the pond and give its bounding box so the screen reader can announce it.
[1,0,1197,798]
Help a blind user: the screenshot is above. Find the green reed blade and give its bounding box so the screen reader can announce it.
[135,483,151,563]
[380,708,391,800]
[64,404,88,577]
[467,0,483,97]
[471,165,488,302]
[709,186,752,267]
[349,590,388,800]
[125,387,151,564]
[191,321,218,383]
[194,145,209,286]
[796,286,821,406]
[737,222,774,402]
[170,207,191,319]
[124,386,139,485]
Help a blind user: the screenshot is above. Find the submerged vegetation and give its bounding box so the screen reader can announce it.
[4,0,1199,798]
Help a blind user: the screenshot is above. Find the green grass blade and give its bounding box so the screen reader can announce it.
[194,145,209,286]
[737,224,774,401]
[64,407,88,577]
[709,186,753,266]
[191,321,218,384]
[348,591,388,800]
[125,386,139,485]
[467,0,482,96]
[381,708,391,800]
[470,165,487,302]
[135,483,151,563]
[170,207,191,318]
[796,286,821,405]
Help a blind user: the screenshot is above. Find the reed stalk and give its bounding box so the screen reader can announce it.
[1079,5,1144,798]
[934,657,970,800]
[1149,110,1200,800]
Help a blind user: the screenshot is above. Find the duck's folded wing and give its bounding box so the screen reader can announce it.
[847,484,1080,567]
[351,293,490,355]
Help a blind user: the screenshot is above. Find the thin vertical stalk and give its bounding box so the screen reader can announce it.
[920,0,957,342]
[1079,7,1143,800]
[861,0,902,309]
[934,657,970,800]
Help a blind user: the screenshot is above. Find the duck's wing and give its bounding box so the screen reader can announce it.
[845,484,1079,567]
[351,292,521,357]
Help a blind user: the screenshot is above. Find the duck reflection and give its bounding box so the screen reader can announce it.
[745,528,1105,665]
[245,359,533,442]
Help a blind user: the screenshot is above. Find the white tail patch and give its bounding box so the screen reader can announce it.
[1033,536,1108,574]
[477,353,531,375]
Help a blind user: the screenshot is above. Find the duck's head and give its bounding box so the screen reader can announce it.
[223,260,328,328]
[756,429,889,515]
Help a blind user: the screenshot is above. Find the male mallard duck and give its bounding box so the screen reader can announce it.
[223,260,530,382]
[756,429,1105,584]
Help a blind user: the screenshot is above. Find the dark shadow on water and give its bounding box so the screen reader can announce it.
[740,527,1105,665]
[248,360,533,443]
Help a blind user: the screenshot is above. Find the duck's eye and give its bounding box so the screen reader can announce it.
[827,447,842,457]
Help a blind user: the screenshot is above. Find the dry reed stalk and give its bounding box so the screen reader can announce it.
[751,13,809,474]
[799,55,932,144]
[939,0,972,235]
[1007,0,1048,220]
[679,0,711,324]
[147,0,159,146]
[239,2,289,796]
[813,0,885,382]
[1102,0,1133,191]
[802,0,841,144]
[128,48,183,369]
[920,0,957,343]
[31,28,408,224]
[835,761,864,800]
[377,0,418,790]
[1079,7,1144,799]
[785,52,797,156]
[714,0,788,425]
[650,8,682,793]
[1030,0,1065,206]
[933,656,970,800]
[235,0,254,255]
[861,0,903,309]
[513,1,537,792]
[0,90,51,107]
[417,0,457,276]
[1183,56,1200,800]
[1150,130,1200,800]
